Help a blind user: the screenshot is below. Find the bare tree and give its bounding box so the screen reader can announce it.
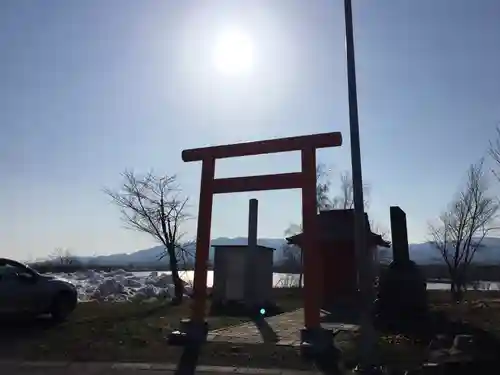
[50,248,75,265]
[283,166,376,286]
[316,164,371,210]
[488,125,500,181]
[281,244,301,272]
[281,223,303,287]
[316,163,333,210]
[104,170,190,303]
[330,171,370,210]
[279,165,332,288]
[429,159,499,302]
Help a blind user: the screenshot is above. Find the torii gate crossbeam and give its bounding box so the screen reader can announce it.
[182,131,342,331]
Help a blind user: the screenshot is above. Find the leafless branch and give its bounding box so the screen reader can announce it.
[488,125,500,181]
[104,170,191,302]
[49,248,76,265]
[429,159,500,301]
[330,171,370,210]
[316,163,333,210]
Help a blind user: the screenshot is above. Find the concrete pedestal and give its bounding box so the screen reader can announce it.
[375,260,428,333]
[300,327,340,359]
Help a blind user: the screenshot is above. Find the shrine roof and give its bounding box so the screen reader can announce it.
[285,209,391,248]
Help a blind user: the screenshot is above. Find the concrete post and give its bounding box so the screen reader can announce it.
[245,199,258,307]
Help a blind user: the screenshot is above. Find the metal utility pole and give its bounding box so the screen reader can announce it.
[343,0,378,371]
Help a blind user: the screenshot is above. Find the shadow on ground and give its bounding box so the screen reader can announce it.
[0,315,62,359]
[0,315,59,340]
[251,316,279,343]
[209,300,284,318]
[175,344,201,375]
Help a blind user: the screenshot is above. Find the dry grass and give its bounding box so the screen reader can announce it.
[0,300,245,361]
[0,295,306,367]
[429,290,500,339]
[371,290,500,369]
[1,289,499,370]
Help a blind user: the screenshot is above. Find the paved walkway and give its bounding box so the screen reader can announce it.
[207,309,359,346]
[1,361,324,375]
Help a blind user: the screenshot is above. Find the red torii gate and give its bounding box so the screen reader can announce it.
[182,131,342,332]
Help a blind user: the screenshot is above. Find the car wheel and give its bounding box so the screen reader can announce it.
[50,292,76,322]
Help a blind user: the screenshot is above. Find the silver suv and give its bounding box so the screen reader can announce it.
[0,258,78,321]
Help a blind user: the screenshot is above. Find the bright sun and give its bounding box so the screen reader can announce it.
[213,29,254,76]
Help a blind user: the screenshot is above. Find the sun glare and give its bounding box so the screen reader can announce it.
[213,29,254,76]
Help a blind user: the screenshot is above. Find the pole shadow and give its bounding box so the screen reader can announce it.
[251,316,279,343]
[174,343,201,375]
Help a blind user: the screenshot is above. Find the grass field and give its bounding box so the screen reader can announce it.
[0,294,310,368]
[1,290,499,370]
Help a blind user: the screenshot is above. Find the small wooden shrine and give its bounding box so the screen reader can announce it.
[286,209,390,308]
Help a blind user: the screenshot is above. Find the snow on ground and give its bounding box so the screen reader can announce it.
[46,270,500,304]
[48,269,193,303]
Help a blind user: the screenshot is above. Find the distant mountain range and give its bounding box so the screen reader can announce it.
[75,237,285,266]
[74,236,500,266]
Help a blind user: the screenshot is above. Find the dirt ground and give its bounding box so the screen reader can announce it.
[0,290,499,371]
[0,294,313,369]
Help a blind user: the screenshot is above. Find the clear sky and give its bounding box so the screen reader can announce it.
[1,0,500,261]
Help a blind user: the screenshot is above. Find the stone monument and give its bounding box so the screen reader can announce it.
[374,206,428,332]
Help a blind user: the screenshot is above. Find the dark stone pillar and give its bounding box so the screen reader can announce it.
[374,207,428,333]
[390,206,409,264]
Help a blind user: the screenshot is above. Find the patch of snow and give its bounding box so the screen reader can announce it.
[95,278,125,298]
[51,270,188,303]
[152,273,174,288]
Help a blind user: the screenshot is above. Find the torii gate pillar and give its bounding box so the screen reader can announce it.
[179,132,342,345]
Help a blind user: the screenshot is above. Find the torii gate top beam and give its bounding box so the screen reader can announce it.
[181,131,342,162]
